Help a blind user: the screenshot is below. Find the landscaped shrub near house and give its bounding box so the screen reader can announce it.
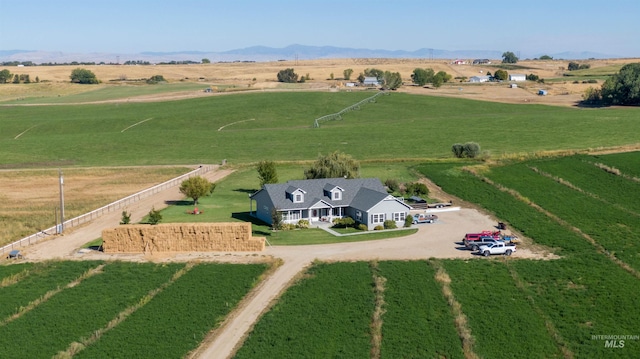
[297,219,310,229]
[374,225,384,231]
[332,217,355,228]
[404,215,413,228]
[358,223,368,231]
[384,220,397,229]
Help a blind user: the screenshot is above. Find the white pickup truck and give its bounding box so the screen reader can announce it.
[478,242,516,256]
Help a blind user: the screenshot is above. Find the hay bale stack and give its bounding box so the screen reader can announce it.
[102,222,265,253]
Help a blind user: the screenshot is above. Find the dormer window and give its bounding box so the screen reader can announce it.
[332,191,341,200]
[286,186,306,203]
[324,184,344,201]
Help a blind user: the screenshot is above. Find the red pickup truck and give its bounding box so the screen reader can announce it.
[463,231,501,249]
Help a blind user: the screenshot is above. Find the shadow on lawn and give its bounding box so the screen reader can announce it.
[232,211,271,236]
[165,200,193,206]
[233,188,259,194]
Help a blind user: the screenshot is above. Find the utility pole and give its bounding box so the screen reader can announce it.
[59,169,65,233]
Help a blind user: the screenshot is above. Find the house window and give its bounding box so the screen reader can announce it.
[333,191,341,200]
[393,212,406,221]
[295,194,302,203]
[371,213,385,224]
[332,207,341,216]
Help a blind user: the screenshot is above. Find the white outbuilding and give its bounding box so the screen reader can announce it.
[509,74,526,81]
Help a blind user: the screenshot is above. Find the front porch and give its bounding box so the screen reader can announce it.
[280,206,347,224]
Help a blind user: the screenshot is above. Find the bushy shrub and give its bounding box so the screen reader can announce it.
[405,182,429,197]
[384,220,397,229]
[297,219,310,229]
[332,217,355,228]
[385,178,400,193]
[404,215,414,228]
[463,142,481,158]
[451,143,465,158]
[374,225,384,231]
[358,223,368,231]
[147,207,162,225]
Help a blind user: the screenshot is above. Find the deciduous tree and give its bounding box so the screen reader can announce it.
[277,68,298,83]
[382,71,402,90]
[70,68,99,84]
[257,160,278,186]
[411,68,434,86]
[304,151,360,179]
[179,176,213,206]
[343,68,354,80]
[494,69,508,81]
[502,51,519,64]
[601,63,640,105]
[0,69,12,83]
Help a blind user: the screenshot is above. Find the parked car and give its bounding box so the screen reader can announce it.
[413,213,438,224]
[478,242,517,256]
[465,236,502,251]
[463,231,501,247]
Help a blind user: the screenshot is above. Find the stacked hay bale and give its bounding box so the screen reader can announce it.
[102,222,265,253]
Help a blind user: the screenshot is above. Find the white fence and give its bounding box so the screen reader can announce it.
[0,165,216,255]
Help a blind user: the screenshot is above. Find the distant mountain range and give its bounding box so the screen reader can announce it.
[0,45,623,64]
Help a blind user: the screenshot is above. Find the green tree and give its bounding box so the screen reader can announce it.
[494,69,508,81]
[70,68,99,84]
[329,72,334,80]
[502,51,519,64]
[451,143,465,158]
[147,207,162,225]
[539,55,553,60]
[364,68,384,80]
[271,207,283,230]
[432,71,451,88]
[12,74,19,84]
[382,71,402,90]
[582,87,602,105]
[601,63,640,106]
[201,58,211,63]
[277,68,298,83]
[411,68,434,86]
[257,160,278,186]
[463,142,481,158]
[120,211,131,225]
[146,75,166,84]
[0,69,13,83]
[343,68,354,80]
[179,176,212,206]
[304,151,360,179]
[567,61,580,71]
[357,72,365,83]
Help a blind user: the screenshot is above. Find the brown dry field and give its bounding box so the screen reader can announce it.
[0,166,192,246]
[2,57,637,106]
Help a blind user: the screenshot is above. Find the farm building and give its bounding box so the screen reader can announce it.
[249,178,412,230]
[472,59,491,65]
[452,59,467,65]
[509,74,526,81]
[469,76,491,83]
[362,77,380,86]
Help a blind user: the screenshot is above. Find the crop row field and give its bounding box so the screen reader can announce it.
[414,151,640,358]
[0,261,268,358]
[2,92,640,167]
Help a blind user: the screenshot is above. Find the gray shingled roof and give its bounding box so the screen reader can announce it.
[251,178,387,211]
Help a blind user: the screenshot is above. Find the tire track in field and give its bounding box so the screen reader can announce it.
[14,125,38,139]
[121,118,153,132]
[369,261,386,359]
[217,118,255,131]
[430,261,478,359]
[529,166,640,218]
[0,264,105,327]
[56,263,195,358]
[505,262,574,359]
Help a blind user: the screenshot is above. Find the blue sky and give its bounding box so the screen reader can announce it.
[1,0,638,57]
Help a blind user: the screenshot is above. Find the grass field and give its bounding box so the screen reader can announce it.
[2,92,639,168]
